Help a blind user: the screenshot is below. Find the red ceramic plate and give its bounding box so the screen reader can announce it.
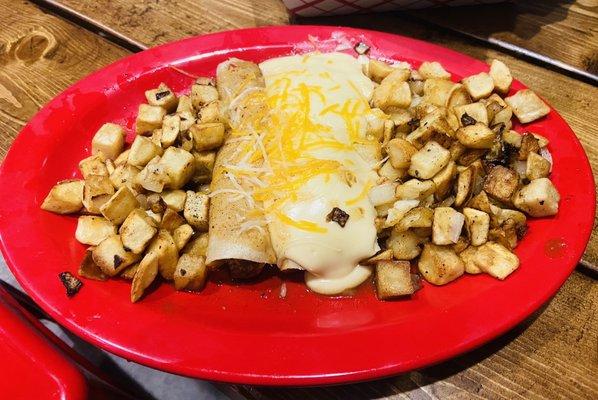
[0,26,594,386]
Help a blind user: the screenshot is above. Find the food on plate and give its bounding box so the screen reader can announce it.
[42,44,560,302]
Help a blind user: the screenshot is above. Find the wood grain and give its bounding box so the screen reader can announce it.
[411,0,598,80]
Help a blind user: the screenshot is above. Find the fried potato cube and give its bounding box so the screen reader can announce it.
[160,147,195,189]
[174,254,208,291]
[131,252,159,302]
[526,152,551,180]
[147,229,179,280]
[462,72,494,100]
[405,109,446,148]
[173,224,194,250]
[532,133,549,148]
[190,122,225,152]
[505,89,550,123]
[454,102,489,126]
[114,149,130,166]
[78,249,107,281]
[75,216,116,246]
[446,85,472,109]
[432,207,465,245]
[418,61,451,80]
[145,83,178,112]
[395,179,436,200]
[127,136,162,167]
[119,263,139,280]
[192,151,216,182]
[388,109,412,135]
[41,180,84,214]
[452,235,470,254]
[387,229,424,260]
[191,83,219,109]
[161,190,187,212]
[387,138,417,169]
[109,164,141,191]
[183,232,209,257]
[91,123,125,160]
[474,241,519,279]
[518,133,540,161]
[161,114,180,148]
[83,175,115,214]
[408,141,450,179]
[136,156,169,192]
[456,123,495,149]
[147,193,167,214]
[378,160,406,182]
[198,101,223,124]
[463,207,490,246]
[119,209,157,254]
[92,235,140,276]
[99,185,139,225]
[423,79,457,107]
[372,71,412,110]
[366,59,395,83]
[376,260,416,299]
[369,182,399,207]
[489,219,519,250]
[432,161,457,200]
[513,178,559,217]
[79,154,108,179]
[178,110,196,133]
[503,130,523,148]
[384,199,420,228]
[160,207,185,232]
[176,94,193,113]
[459,246,482,274]
[483,165,519,203]
[489,60,513,94]
[396,207,434,231]
[492,207,527,229]
[136,104,166,135]
[184,191,209,231]
[418,243,464,285]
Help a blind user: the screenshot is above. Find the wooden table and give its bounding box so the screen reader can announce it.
[0,1,596,398]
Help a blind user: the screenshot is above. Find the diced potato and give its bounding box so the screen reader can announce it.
[387,229,424,260]
[489,60,512,94]
[145,210,162,225]
[184,191,209,231]
[131,252,159,302]
[75,216,116,246]
[190,122,225,151]
[160,147,195,189]
[363,249,394,265]
[423,78,456,107]
[160,207,185,232]
[178,110,196,132]
[372,73,412,110]
[161,190,187,212]
[432,161,456,200]
[389,109,413,134]
[465,191,492,214]
[114,149,130,166]
[173,224,194,250]
[161,114,180,148]
[395,179,436,200]
[474,241,519,279]
[505,89,550,123]
[192,151,216,182]
[378,160,406,182]
[109,164,141,191]
[387,138,417,169]
[452,236,469,253]
[492,207,527,228]
[78,249,107,281]
[105,159,115,175]
[136,156,169,192]
[369,182,398,206]
[454,167,474,207]
[136,104,166,134]
[376,260,416,299]
[483,165,519,203]
[198,101,223,124]
[119,209,158,254]
[384,199,420,227]
[128,135,163,167]
[79,154,108,179]
[462,72,494,100]
[463,208,490,246]
[92,235,140,276]
[456,123,495,149]
[176,94,193,113]
[183,232,209,257]
[532,133,549,148]
[459,246,482,274]
[513,178,560,217]
[367,59,395,83]
[418,61,451,80]
[395,207,434,231]
[145,83,178,112]
[418,243,464,285]
[408,141,450,179]
[489,219,519,249]
[99,186,139,225]
[518,133,540,161]
[432,207,465,245]
[446,85,472,109]
[83,175,115,214]
[91,123,125,160]
[41,180,84,214]
[147,229,179,280]
[526,152,551,180]
[191,83,219,109]
[120,263,139,280]
[503,130,522,148]
[453,102,489,126]
[449,141,466,161]
[174,254,208,291]
[405,109,446,148]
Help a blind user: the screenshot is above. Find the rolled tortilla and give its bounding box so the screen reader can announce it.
[206,60,276,267]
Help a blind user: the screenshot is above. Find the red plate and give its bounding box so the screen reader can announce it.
[0,26,594,385]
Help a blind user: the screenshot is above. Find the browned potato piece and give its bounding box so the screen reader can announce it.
[459,246,482,274]
[372,72,412,110]
[526,152,551,180]
[418,243,464,285]
[423,78,457,107]
[454,167,474,207]
[453,102,489,126]
[109,164,141,191]
[79,154,108,178]
[395,179,436,200]
[384,199,420,227]
[78,249,107,281]
[396,207,434,231]
[456,123,495,149]
[184,191,210,231]
[466,191,493,213]
[489,60,512,94]
[387,138,417,169]
[513,178,560,217]
[176,94,193,113]
[505,89,550,123]
[92,123,125,160]
[173,224,194,250]
[100,186,139,225]
[120,263,139,280]
[83,175,114,214]
[190,123,225,152]
[147,229,179,280]
[136,156,169,193]
[483,166,519,203]
[518,133,540,161]
[191,83,219,109]
[378,160,406,182]
[367,59,395,83]
[503,130,522,148]
[160,147,195,189]
[462,72,494,100]
[160,208,185,232]
[183,232,209,257]
[408,141,450,179]
[145,83,178,112]
[446,85,472,109]
[192,151,216,183]
[376,260,416,299]
[406,109,450,148]
[473,241,519,279]
[128,136,163,167]
[387,229,424,260]
[174,254,208,291]
[92,235,140,276]
[161,114,180,148]
[489,219,519,250]
[161,190,187,212]
[136,104,166,135]
[131,252,159,302]
[363,249,394,265]
[463,208,490,246]
[198,101,223,124]
[432,161,457,200]
[119,209,158,254]
[41,180,84,214]
[452,236,469,254]
[432,207,465,245]
[75,216,116,246]
[178,110,196,133]
[418,61,451,80]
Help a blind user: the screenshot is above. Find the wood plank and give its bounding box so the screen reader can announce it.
[410,0,598,81]
[49,0,289,49]
[232,271,597,400]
